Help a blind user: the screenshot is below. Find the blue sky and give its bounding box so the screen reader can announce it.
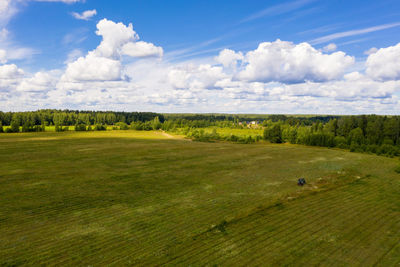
[1,0,400,113]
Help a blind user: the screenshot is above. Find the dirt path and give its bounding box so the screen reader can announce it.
[160,131,192,141]
[161,131,175,139]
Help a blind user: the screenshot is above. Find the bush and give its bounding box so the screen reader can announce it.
[378,144,399,157]
[263,125,282,143]
[115,122,129,130]
[365,144,379,153]
[94,124,106,131]
[75,124,87,131]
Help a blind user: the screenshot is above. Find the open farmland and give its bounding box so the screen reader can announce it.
[0,131,399,266]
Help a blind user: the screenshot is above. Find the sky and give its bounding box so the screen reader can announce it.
[0,0,400,114]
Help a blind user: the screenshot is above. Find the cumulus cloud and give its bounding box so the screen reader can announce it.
[0,64,24,79]
[62,19,163,83]
[238,40,354,83]
[17,71,58,92]
[0,63,24,92]
[215,49,243,68]
[168,64,227,90]
[61,60,116,83]
[71,9,97,20]
[94,19,139,58]
[1,14,399,114]
[366,43,400,81]
[121,41,163,58]
[63,53,122,82]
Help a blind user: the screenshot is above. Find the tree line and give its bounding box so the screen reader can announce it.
[0,110,164,132]
[1,110,399,157]
[263,115,400,157]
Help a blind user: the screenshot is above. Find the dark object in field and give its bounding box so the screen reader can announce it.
[298,178,306,186]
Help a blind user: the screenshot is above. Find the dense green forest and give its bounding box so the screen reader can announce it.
[1,110,399,157]
[0,110,164,132]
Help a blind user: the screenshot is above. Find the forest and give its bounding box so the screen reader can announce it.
[1,110,399,157]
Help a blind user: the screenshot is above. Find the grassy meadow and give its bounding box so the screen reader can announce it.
[0,131,399,265]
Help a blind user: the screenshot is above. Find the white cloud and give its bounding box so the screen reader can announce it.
[71,9,97,21]
[322,43,337,52]
[0,63,24,93]
[1,14,399,114]
[168,64,227,90]
[17,71,58,92]
[121,41,163,58]
[310,22,400,44]
[62,19,163,83]
[0,0,17,27]
[62,52,123,82]
[0,64,24,79]
[215,49,243,68]
[366,42,400,81]
[238,40,354,83]
[94,19,139,58]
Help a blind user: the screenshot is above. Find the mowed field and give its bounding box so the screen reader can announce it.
[0,131,399,266]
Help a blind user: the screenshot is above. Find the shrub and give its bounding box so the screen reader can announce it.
[365,144,379,153]
[263,125,282,143]
[94,124,106,131]
[378,144,399,157]
[75,124,87,131]
[115,122,129,130]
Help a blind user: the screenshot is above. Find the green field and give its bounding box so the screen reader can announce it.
[0,131,399,266]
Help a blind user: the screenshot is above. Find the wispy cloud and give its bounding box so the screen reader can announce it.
[310,22,400,44]
[71,9,97,21]
[240,0,316,24]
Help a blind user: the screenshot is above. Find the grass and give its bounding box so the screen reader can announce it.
[206,127,263,137]
[0,131,399,265]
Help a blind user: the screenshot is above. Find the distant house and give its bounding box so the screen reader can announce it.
[239,121,259,127]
